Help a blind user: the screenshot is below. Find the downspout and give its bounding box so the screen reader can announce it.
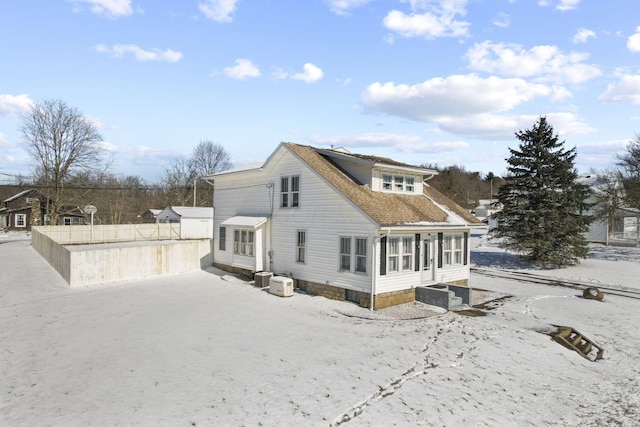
[204,178,215,265]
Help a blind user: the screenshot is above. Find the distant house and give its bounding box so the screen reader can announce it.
[156,206,214,239]
[0,189,48,230]
[56,206,86,226]
[207,142,481,309]
[141,209,162,224]
[581,175,640,246]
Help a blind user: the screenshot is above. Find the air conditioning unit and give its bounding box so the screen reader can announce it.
[254,271,273,288]
[269,276,294,297]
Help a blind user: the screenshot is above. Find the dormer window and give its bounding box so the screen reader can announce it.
[405,177,414,192]
[382,175,392,190]
[381,173,416,193]
[394,176,404,191]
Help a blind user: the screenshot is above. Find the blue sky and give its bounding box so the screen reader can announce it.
[1,0,639,182]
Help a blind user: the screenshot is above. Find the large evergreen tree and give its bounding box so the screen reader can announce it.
[494,117,593,266]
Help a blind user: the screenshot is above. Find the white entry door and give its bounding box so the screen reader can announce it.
[421,235,435,283]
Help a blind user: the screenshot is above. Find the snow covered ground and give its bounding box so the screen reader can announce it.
[1,228,639,426]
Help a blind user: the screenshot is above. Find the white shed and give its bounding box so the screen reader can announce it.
[156,206,214,239]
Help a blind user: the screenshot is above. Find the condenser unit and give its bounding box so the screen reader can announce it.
[269,276,294,297]
[254,271,273,288]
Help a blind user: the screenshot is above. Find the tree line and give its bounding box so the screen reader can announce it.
[10,99,640,268]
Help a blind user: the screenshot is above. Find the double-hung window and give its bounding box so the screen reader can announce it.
[296,231,306,263]
[355,238,367,273]
[453,234,463,265]
[234,229,254,256]
[385,235,414,273]
[219,227,226,251]
[340,237,351,271]
[15,214,26,228]
[381,174,416,193]
[388,237,399,272]
[402,237,413,271]
[281,175,300,208]
[382,175,392,190]
[339,237,367,273]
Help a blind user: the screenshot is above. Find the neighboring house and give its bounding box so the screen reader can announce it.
[472,199,501,219]
[141,209,162,223]
[581,175,640,246]
[207,143,482,309]
[156,206,214,239]
[56,206,86,226]
[0,189,48,230]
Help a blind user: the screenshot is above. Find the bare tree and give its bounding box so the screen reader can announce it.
[162,156,195,207]
[20,99,105,225]
[189,140,232,178]
[162,141,232,207]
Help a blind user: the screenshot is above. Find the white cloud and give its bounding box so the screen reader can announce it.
[556,0,581,11]
[362,74,559,121]
[199,0,240,22]
[307,132,469,154]
[290,63,324,83]
[383,0,470,39]
[326,0,372,16]
[492,13,510,29]
[573,28,595,44]
[96,44,183,62]
[435,112,594,139]
[71,0,134,18]
[466,41,601,84]
[223,59,261,79]
[0,94,34,117]
[627,26,640,53]
[538,0,581,11]
[598,70,640,104]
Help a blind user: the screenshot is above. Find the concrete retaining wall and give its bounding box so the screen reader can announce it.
[31,225,212,287]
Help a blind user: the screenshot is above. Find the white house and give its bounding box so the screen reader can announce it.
[207,143,481,309]
[156,206,214,240]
